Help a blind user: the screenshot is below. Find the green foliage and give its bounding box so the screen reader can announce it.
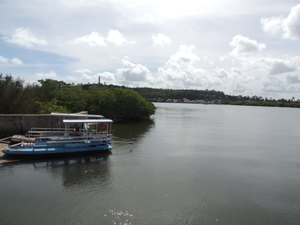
[3,73,300,120]
[0,74,38,113]
[36,99,68,114]
[56,85,87,112]
[84,86,155,121]
[0,74,156,121]
[37,79,68,101]
[133,86,300,108]
[133,87,226,101]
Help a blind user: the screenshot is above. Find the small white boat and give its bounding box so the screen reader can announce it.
[3,113,113,157]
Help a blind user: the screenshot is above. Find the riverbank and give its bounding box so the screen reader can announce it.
[0,143,12,164]
[0,143,6,152]
[0,143,24,165]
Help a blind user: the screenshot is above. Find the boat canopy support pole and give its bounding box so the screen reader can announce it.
[51,115,53,133]
[64,123,69,139]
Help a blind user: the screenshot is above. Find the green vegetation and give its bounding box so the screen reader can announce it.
[0,74,155,121]
[133,87,225,102]
[132,87,300,108]
[219,95,300,108]
[1,73,300,121]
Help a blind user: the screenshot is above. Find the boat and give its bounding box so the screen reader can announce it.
[2,113,113,157]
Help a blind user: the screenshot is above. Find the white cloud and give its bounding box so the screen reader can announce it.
[56,52,300,99]
[2,0,300,99]
[229,35,266,55]
[74,68,98,83]
[120,57,150,82]
[72,29,133,47]
[10,57,24,65]
[286,74,300,84]
[260,56,300,75]
[215,67,230,78]
[262,76,300,98]
[284,4,300,40]
[261,4,300,40]
[73,68,116,84]
[0,56,9,64]
[75,68,93,75]
[261,16,284,36]
[107,29,127,46]
[4,28,47,48]
[97,71,116,83]
[269,60,296,75]
[152,33,172,46]
[157,49,300,97]
[69,59,151,86]
[0,55,23,65]
[158,45,215,89]
[166,45,200,68]
[72,32,107,47]
[36,71,58,79]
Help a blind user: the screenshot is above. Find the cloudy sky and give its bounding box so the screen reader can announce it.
[1,0,300,98]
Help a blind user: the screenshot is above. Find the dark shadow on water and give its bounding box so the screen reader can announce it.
[55,154,111,188]
[2,153,112,188]
[111,119,154,155]
[112,119,154,140]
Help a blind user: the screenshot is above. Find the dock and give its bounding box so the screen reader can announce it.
[0,143,8,163]
[0,143,6,153]
[0,142,19,164]
[0,136,10,161]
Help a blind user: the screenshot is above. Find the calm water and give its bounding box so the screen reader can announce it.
[1,103,300,225]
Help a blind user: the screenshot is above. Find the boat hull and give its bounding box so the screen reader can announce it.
[3,142,112,157]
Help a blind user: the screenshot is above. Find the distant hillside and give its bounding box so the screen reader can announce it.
[132,87,225,103]
[132,87,300,108]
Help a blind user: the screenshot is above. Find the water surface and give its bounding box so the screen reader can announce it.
[1,103,300,225]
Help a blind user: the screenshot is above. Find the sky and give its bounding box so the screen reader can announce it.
[1,0,300,99]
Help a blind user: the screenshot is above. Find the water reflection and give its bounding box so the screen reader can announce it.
[112,119,154,140]
[59,155,110,187]
[111,119,154,154]
[6,154,111,188]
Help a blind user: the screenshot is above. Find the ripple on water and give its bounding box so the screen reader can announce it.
[105,209,135,225]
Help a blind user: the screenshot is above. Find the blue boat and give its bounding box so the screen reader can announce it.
[3,113,113,157]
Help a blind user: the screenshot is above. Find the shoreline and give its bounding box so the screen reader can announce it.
[0,143,9,164]
[0,143,20,164]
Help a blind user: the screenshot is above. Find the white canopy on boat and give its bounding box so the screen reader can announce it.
[51,112,104,118]
[63,119,113,123]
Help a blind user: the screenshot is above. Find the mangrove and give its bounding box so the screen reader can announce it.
[0,74,155,121]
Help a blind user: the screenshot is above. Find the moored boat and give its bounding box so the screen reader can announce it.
[2,113,113,157]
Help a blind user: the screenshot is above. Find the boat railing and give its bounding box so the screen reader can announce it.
[70,132,112,138]
[27,127,112,138]
[37,133,112,142]
[26,128,68,138]
[28,127,111,137]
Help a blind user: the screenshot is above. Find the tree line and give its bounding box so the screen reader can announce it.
[133,87,226,102]
[132,87,300,108]
[0,74,156,121]
[1,73,299,120]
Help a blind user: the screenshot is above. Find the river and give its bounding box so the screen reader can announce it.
[0,103,300,225]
